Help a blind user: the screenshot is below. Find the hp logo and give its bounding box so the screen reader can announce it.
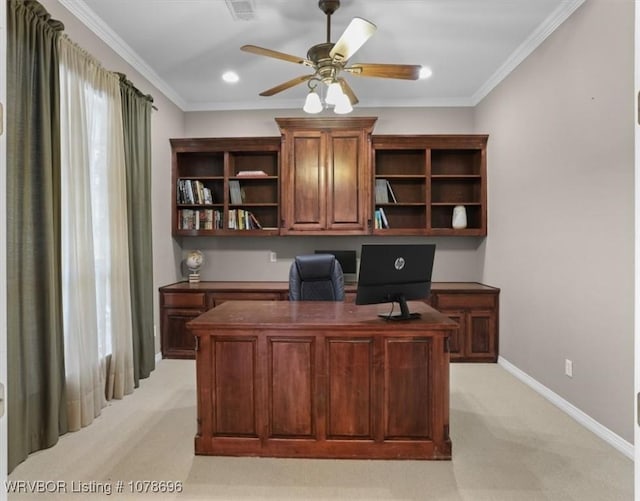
[394,257,405,270]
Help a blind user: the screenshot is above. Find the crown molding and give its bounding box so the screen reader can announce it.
[471,0,586,105]
[182,96,475,112]
[58,0,187,110]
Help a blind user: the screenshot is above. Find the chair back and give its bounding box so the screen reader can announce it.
[289,254,345,301]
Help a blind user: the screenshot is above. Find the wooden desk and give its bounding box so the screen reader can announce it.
[188,300,457,460]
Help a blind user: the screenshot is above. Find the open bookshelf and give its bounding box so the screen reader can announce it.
[372,135,487,236]
[171,131,488,238]
[171,138,281,236]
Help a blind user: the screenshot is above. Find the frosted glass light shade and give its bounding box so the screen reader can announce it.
[325,82,343,105]
[333,93,353,114]
[303,91,323,114]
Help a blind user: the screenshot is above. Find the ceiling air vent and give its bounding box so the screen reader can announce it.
[225,0,256,21]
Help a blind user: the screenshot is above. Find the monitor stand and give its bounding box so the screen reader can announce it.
[378,295,422,321]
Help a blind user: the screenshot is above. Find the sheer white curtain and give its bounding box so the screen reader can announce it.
[58,36,135,431]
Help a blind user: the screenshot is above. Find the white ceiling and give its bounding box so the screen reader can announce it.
[61,0,584,112]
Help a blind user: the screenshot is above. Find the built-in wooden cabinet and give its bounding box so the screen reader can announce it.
[171,137,281,236]
[159,281,499,362]
[160,290,213,359]
[170,123,488,237]
[276,117,376,235]
[372,135,488,236]
[430,284,499,362]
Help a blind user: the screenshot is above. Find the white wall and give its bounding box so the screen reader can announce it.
[476,0,634,442]
[184,107,476,137]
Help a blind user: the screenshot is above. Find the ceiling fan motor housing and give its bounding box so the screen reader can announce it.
[307,42,340,82]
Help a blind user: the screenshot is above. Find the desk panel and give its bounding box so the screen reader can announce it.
[189,300,456,460]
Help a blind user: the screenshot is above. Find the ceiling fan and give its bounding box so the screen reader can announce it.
[240,0,422,112]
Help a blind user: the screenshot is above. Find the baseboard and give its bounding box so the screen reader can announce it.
[155,352,163,364]
[497,356,634,460]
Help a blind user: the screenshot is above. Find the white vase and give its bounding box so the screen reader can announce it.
[452,205,467,229]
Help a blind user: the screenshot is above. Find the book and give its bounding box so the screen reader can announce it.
[229,180,243,205]
[375,179,389,203]
[375,178,399,204]
[236,170,268,177]
[228,209,237,229]
[203,187,213,204]
[385,180,397,203]
[378,207,389,228]
[204,209,213,230]
[186,180,195,203]
[194,180,205,204]
[238,209,246,229]
[249,212,262,229]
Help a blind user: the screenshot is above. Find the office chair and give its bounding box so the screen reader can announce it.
[288,254,345,301]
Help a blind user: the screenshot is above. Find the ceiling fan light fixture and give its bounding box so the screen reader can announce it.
[242,0,419,111]
[303,90,323,114]
[325,81,343,105]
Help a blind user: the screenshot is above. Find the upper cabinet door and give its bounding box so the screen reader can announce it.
[277,117,377,236]
[282,130,327,232]
[326,129,370,232]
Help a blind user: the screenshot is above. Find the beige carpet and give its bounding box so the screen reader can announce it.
[8,360,633,500]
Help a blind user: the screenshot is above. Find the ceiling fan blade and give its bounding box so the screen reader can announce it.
[259,75,313,96]
[241,45,312,67]
[338,78,359,105]
[329,17,377,62]
[344,63,421,80]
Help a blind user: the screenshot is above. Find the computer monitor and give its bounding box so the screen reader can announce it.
[314,250,358,279]
[355,244,436,321]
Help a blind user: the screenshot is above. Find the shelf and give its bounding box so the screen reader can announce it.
[431,149,483,176]
[171,137,281,237]
[431,174,482,180]
[431,204,483,232]
[372,135,487,236]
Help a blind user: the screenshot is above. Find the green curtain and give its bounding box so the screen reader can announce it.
[6,0,68,472]
[118,74,156,386]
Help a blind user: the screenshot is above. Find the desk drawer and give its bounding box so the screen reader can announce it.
[435,293,496,310]
[162,292,207,308]
[212,291,284,305]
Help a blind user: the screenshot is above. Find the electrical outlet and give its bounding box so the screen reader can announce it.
[565,359,573,378]
[269,252,277,263]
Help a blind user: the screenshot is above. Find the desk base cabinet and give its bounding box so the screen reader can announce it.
[189,301,454,460]
[159,281,500,362]
[430,289,499,362]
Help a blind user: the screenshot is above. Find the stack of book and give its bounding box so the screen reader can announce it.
[374,208,390,229]
[228,209,262,230]
[177,179,213,204]
[178,209,222,230]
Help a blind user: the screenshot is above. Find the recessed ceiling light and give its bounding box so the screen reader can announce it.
[419,66,433,80]
[222,71,239,83]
